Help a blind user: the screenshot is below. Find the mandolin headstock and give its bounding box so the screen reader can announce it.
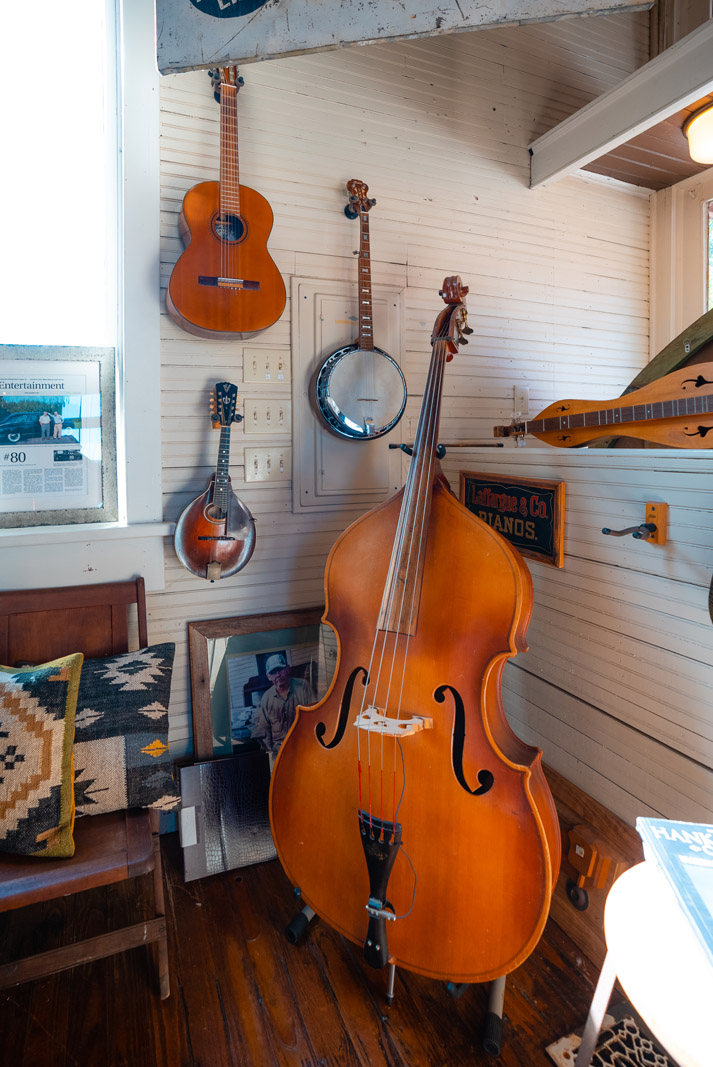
[431,276,474,359]
[210,382,241,427]
[345,178,376,220]
[208,66,244,104]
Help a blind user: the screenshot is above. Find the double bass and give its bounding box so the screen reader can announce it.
[270,279,560,984]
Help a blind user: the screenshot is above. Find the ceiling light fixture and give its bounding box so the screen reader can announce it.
[683,103,713,164]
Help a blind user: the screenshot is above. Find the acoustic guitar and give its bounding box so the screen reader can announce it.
[174,382,256,582]
[166,67,286,340]
[312,179,406,440]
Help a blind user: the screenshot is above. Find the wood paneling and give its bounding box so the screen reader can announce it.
[583,91,713,189]
[0,834,599,1067]
[156,14,651,768]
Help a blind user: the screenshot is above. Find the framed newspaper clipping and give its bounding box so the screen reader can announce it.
[0,346,117,528]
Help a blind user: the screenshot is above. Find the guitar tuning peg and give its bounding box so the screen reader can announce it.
[369,198,377,206]
[462,326,474,335]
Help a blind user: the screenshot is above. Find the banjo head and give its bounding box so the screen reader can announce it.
[314,344,407,441]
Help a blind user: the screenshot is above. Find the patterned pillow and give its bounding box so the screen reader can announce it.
[73,643,180,816]
[0,653,84,858]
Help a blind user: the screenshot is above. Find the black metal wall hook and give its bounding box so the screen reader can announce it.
[601,522,657,539]
[388,443,447,458]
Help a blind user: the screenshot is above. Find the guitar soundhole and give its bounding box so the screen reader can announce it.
[205,503,226,521]
[213,213,246,243]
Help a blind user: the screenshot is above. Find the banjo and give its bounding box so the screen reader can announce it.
[313,180,406,441]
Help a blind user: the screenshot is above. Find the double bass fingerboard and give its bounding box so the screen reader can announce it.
[378,340,449,636]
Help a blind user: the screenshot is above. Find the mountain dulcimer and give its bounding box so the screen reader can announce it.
[493,364,713,448]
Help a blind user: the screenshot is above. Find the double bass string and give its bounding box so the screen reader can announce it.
[356,334,447,834]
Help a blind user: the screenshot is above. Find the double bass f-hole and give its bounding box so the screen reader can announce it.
[434,685,495,797]
[315,665,368,749]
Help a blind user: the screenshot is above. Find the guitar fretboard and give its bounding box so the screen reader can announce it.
[219,83,240,217]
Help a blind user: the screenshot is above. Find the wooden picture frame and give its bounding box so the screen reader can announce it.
[459,471,565,568]
[187,607,328,761]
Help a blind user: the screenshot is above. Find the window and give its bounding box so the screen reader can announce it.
[650,170,713,357]
[0,2,117,525]
[708,199,713,311]
[0,0,168,588]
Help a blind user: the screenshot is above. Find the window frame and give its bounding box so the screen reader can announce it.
[650,166,713,358]
[0,0,169,590]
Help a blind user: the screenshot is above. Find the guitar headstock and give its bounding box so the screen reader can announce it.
[208,66,244,104]
[431,276,474,360]
[345,179,376,220]
[210,382,241,427]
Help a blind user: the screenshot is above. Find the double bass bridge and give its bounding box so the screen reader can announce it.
[354,706,433,737]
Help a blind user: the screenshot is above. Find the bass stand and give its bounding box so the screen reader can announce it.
[446,974,507,1057]
[386,960,397,1005]
[284,891,316,944]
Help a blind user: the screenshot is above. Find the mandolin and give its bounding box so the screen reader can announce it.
[312,180,406,440]
[166,67,286,340]
[493,363,713,448]
[271,279,559,985]
[174,382,256,582]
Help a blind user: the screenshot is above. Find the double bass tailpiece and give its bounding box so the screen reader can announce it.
[360,814,403,969]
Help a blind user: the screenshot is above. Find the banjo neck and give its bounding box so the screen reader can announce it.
[356,203,374,352]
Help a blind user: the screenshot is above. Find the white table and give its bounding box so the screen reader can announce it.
[576,861,713,1067]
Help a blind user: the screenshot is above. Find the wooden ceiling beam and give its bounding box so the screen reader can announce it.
[529,18,713,188]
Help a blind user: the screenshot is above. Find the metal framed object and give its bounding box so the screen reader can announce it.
[0,345,117,528]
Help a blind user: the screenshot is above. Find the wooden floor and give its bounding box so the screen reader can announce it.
[0,833,599,1067]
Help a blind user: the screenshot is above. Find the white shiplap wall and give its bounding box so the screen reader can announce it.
[152,12,713,829]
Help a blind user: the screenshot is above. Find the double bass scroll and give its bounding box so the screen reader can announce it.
[270,278,560,985]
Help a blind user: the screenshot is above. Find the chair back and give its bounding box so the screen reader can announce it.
[0,578,147,665]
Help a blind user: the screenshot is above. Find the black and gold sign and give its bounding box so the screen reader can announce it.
[459,471,565,568]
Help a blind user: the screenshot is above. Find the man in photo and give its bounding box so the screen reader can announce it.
[39,411,51,439]
[251,654,315,757]
[52,410,63,438]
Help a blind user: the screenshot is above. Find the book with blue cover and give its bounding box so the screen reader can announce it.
[636,817,713,969]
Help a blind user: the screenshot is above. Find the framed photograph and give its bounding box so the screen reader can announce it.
[0,345,117,527]
[459,470,565,568]
[187,607,336,761]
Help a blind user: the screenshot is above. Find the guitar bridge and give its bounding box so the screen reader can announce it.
[198,275,260,291]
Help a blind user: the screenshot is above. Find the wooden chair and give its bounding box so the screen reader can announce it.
[0,577,170,998]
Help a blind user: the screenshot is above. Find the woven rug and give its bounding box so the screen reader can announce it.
[546,1002,679,1067]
